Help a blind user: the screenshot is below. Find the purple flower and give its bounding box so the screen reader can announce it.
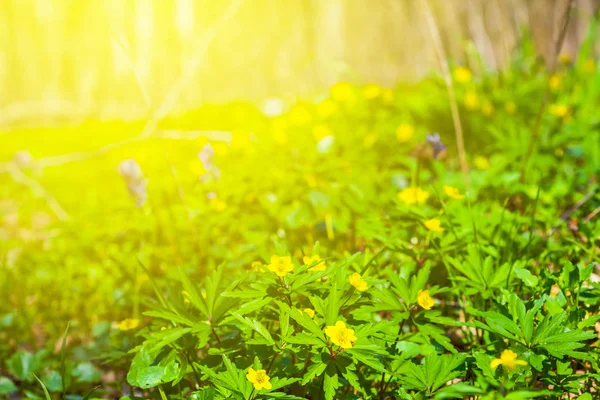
[118,159,147,207]
[426,133,446,159]
[197,143,221,181]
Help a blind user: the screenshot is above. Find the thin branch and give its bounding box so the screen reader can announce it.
[137,0,246,139]
[1,0,244,173]
[0,130,231,173]
[421,0,470,190]
[520,0,575,182]
[5,162,69,221]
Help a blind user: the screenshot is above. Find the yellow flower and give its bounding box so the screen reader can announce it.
[330,82,353,102]
[267,255,294,277]
[363,84,382,99]
[549,73,562,91]
[396,123,414,143]
[382,88,394,104]
[316,99,338,119]
[251,261,266,273]
[474,156,490,170]
[424,218,444,233]
[550,284,561,297]
[417,289,435,310]
[559,53,571,65]
[182,290,191,304]
[246,368,272,390]
[348,272,368,292]
[363,132,378,148]
[397,187,430,205]
[116,318,140,331]
[289,105,312,125]
[302,308,315,318]
[325,321,357,349]
[232,131,251,149]
[482,101,494,117]
[273,130,288,145]
[453,66,472,83]
[189,159,206,176]
[210,198,227,211]
[443,185,464,199]
[504,102,516,114]
[549,104,570,118]
[313,125,332,141]
[464,91,479,110]
[303,255,326,272]
[583,59,596,74]
[490,349,527,370]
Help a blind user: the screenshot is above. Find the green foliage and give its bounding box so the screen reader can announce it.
[2,30,600,399]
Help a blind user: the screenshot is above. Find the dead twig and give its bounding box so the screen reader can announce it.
[5,162,69,221]
[520,0,575,182]
[421,0,470,190]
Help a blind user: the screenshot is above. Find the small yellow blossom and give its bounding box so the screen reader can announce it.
[330,82,353,102]
[550,284,561,297]
[303,255,326,272]
[555,148,564,157]
[443,185,464,199]
[182,290,191,304]
[325,321,357,349]
[212,142,229,156]
[559,53,571,65]
[397,187,430,205]
[313,125,332,141]
[363,84,382,99]
[583,59,596,74]
[246,368,272,390]
[232,131,251,149]
[549,104,570,118]
[396,123,414,143]
[116,318,140,331]
[302,308,315,318]
[363,132,378,148]
[549,74,562,91]
[189,159,206,176]
[273,129,288,145]
[504,102,516,114]
[417,289,435,310]
[304,173,318,188]
[251,261,266,273]
[453,66,472,83]
[424,218,444,233]
[382,88,394,104]
[289,105,312,125]
[490,349,527,370]
[464,91,479,110]
[316,99,338,119]
[211,198,227,212]
[348,272,368,292]
[267,255,294,277]
[201,290,207,299]
[474,156,490,170]
[482,101,494,117]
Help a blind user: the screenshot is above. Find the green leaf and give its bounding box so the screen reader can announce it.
[231,313,275,346]
[0,377,17,395]
[322,363,339,400]
[7,351,40,383]
[514,267,539,288]
[301,360,328,385]
[33,374,51,400]
[73,362,102,383]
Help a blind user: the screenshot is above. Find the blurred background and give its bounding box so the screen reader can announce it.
[0,0,599,127]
